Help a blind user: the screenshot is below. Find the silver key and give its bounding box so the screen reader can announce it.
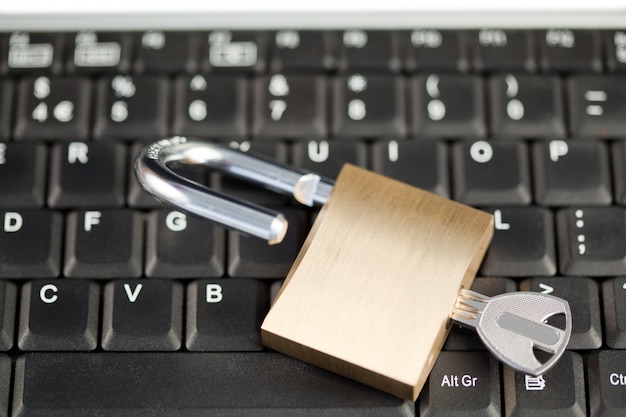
[451,289,572,376]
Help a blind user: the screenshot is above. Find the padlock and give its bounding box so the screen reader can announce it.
[135,137,570,401]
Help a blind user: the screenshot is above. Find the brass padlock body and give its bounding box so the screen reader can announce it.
[261,164,493,400]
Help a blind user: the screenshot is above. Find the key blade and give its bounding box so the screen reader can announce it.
[475,292,572,376]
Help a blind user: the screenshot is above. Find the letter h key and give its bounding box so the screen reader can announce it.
[135,139,572,401]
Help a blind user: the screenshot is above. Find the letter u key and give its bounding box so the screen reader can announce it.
[135,138,571,400]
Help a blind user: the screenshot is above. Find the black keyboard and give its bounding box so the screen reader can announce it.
[1,28,626,417]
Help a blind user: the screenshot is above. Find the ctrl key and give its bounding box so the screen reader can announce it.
[589,350,626,417]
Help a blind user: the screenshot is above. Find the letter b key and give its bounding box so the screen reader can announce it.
[136,138,571,400]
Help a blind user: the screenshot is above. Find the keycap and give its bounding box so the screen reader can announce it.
[67,31,133,73]
[0,355,9,416]
[48,142,126,208]
[539,29,603,72]
[480,207,556,277]
[606,30,626,72]
[371,140,449,197]
[451,140,532,205]
[17,280,100,351]
[488,74,566,138]
[0,80,12,139]
[173,74,247,138]
[2,31,64,74]
[567,75,626,138]
[291,140,368,179]
[93,75,169,140]
[127,143,169,208]
[252,73,327,139]
[0,281,16,351]
[503,351,586,417]
[471,29,535,72]
[13,76,91,141]
[134,31,199,74]
[405,29,469,72]
[64,210,144,278]
[0,210,62,278]
[270,30,334,72]
[186,279,267,351]
[419,351,500,417]
[228,207,306,278]
[337,30,401,72]
[145,209,225,278]
[532,140,612,206]
[451,289,571,376]
[0,143,46,208]
[557,207,626,276]
[444,277,516,351]
[332,74,406,138]
[602,277,626,348]
[215,141,289,205]
[411,74,486,138]
[612,141,626,205]
[520,277,602,349]
[14,352,413,416]
[202,30,268,74]
[101,280,183,351]
[588,350,626,416]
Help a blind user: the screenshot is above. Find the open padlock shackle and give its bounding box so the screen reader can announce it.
[134,137,334,244]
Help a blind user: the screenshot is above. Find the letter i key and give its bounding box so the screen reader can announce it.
[135,138,572,401]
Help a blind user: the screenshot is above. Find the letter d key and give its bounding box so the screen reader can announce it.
[135,138,572,401]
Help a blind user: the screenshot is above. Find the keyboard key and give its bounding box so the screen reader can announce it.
[443,277,516,351]
[17,280,100,351]
[135,31,199,74]
[337,30,401,72]
[2,31,63,74]
[568,75,626,138]
[67,31,133,73]
[488,74,566,138]
[270,30,335,72]
[64,210,144,278]
[602,277,626,348]
[186,279,267,351]
[371,140,449,197]
[480,207,556,277]
[0,210,62,278]
[520,277,602,349]
[532,140,612,206]
[411,74,486,138]
[472,29,535,71]
[173,74,247,138]
[93,75,169,140]
[405,29,469,72]
[612,141,626,205]
[14,76,91,141]
[292,140,368,179]
[332,74,406,138]
[14,352,413,416]
[101,280,183,351]
[557,207,626,276]
[48,142,126,208]
[539,29,603,72]
[0,281,16,351]
[503,351,586,417]
[127,143,169,208]
[419,351,500,417]
[588,350,626,416]
[606,30,626,72]
[0,80,12,139]
[145,209,225,278]
[228,207,305,278]
[0,143,46,208]
[252,74,327,139]
[452,140,532,205]
[0,355,9,416]
[202,30,268,74]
